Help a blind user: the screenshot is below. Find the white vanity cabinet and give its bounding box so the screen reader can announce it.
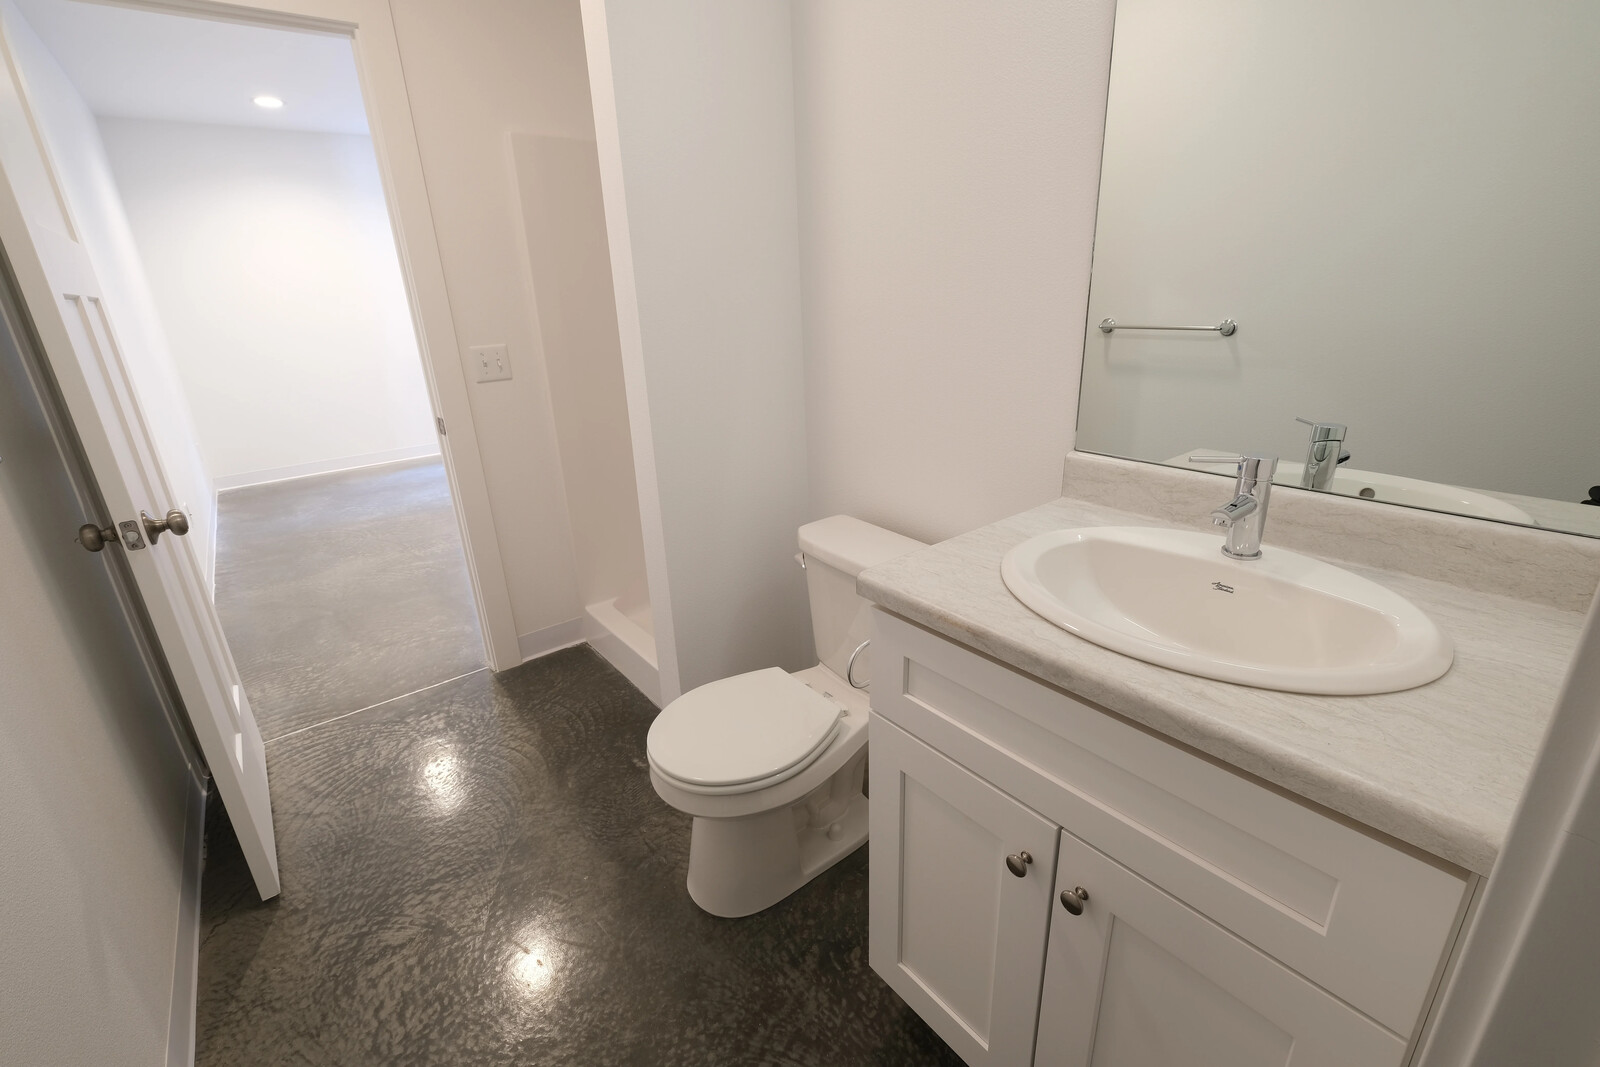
[868,716,1059,1067]
[867,610,1475,1067]
[1033,829,1405,1067]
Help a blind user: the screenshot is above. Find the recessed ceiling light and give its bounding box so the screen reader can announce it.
[253,95,284,109]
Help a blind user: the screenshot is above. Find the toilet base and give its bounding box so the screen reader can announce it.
[686,791,869,918]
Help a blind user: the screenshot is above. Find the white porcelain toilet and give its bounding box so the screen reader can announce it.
[646,515,926,918]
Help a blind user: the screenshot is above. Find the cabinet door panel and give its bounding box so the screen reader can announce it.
[1036,830,1408,1067]
[870,716,1059,1067]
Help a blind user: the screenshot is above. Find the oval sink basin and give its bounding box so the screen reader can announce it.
[1001,527,1453,694]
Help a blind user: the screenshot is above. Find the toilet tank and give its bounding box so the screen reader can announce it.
[798,516,926,687]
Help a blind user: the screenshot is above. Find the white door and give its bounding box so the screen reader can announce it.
[1035,828,1407,1067]
[869,716,1059,1067]
[0,19,279,896]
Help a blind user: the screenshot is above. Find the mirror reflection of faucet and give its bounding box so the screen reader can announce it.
[1295,417,1349,490]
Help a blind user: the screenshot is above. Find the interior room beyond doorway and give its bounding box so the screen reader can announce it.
[11,0,487,731]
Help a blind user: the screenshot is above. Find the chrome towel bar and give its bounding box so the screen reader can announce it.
[1099,317,1237,337]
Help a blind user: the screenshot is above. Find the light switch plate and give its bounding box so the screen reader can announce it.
[469,343,512,383]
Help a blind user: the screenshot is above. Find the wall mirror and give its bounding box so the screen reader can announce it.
[1075,0,1600,536]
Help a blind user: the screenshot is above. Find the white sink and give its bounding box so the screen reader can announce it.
[1001,526,1453,694]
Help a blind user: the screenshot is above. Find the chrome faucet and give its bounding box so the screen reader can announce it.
[1190,453,1277,559]
[1296,417,1349,491]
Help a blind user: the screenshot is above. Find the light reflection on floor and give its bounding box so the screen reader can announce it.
[420,743,465,813]
[509,936,558,995]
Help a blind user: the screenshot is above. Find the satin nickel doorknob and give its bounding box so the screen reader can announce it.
[1005,851,1033,878]
[141,508,189,545]
[1060,886,1090,915]
[77,523,116,552]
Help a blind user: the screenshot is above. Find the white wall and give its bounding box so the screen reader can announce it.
[511,133,649,620]
[0,215,195,1065]
[1076,0,1600,505]
[587,0,813,697]
[792,1,1115,545]
[0,1,218,587]
[98,118,438,487]
[388,0,597,650]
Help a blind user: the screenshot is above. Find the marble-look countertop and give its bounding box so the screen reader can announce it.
[859,496,1589,875]
[1487,489,1600,539]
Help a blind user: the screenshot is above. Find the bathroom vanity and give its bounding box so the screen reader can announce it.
[856,2,1600,1050]
[858,456,1597,1067]
[850,0,1600,1057]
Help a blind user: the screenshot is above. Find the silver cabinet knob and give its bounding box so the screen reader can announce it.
[141,509,189,545]
[1005,851,1033,878]
[77,523,115,552]
[1060,886,1090,915]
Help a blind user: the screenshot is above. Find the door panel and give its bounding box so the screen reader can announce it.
[0,12,278,896]
[1092,920,1294,1067]
[900,774,1008,1037]
[870,716,1058,1067]
[1035,829,1407,1067]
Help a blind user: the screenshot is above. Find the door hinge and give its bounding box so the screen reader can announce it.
[436,416,446,436]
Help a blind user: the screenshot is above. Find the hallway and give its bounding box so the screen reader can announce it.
[214,457,484,741]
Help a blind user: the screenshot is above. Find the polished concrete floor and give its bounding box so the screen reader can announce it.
[201,464,958,1063]
[215,458,484,741]
[198,648,964,1066]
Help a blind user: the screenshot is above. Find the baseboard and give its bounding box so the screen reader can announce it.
[167,779,206,1067]
[584,598,661,706]
[517,617,585,663]
[212,444,441,492]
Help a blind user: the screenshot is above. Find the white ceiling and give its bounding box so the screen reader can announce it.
[13,0,369,135]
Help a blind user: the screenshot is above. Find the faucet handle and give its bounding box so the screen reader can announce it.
[1190,452,1277,491]
[1295,417,1347,442]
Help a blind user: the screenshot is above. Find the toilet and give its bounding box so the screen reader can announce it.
[646,515,926,917]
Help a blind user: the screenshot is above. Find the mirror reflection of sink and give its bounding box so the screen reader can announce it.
[1175,451,1535,525]
[1001,526,1453,695]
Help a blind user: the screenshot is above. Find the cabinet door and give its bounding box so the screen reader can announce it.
[1035,830,1408,1067]
[870,717,1060,1067]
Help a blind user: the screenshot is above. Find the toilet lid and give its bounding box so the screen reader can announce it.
[647,668,844,788]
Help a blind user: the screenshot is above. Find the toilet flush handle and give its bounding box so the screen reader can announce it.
[845,640,870,690]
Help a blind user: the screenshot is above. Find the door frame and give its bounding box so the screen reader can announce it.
[87,0,522,670]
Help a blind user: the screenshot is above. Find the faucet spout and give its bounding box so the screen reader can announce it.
[1211,494,1259,527]
[1296,418,1348,492]
[1203,453,1277,559]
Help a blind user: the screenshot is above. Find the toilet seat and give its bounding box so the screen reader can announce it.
[647,667,844,795]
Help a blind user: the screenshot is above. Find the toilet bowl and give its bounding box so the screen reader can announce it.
[646,515,925,918]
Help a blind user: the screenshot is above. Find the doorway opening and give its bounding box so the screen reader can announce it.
[10,0,487,741]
